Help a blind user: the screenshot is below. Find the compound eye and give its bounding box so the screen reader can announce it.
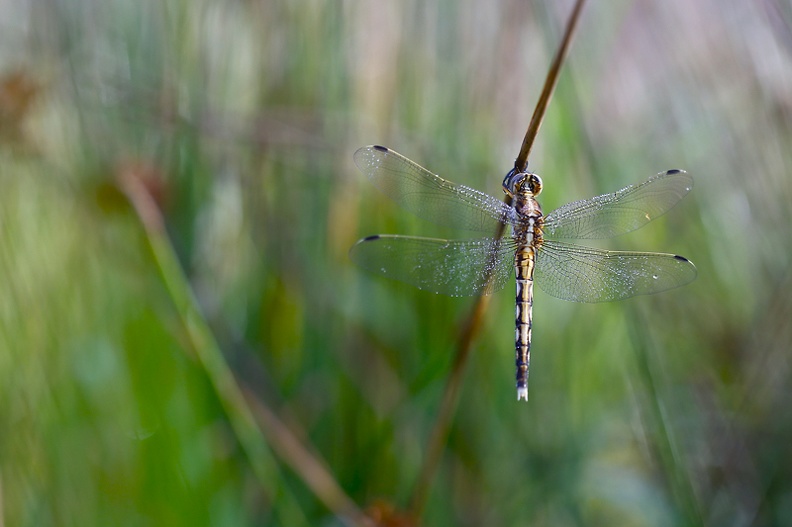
[527,174,542,195]
[502,168,521,196]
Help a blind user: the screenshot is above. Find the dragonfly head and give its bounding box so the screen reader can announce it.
[503,169,542,197]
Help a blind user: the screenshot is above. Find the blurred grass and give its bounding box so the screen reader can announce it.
[1,0,792,525]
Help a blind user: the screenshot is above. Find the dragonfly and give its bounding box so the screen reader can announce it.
[350,145,697,401]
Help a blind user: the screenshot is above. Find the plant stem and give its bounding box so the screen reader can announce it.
[119,169,374,527]
[408,0,588,517]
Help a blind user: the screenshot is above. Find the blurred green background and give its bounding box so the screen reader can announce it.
[1,0,791,525]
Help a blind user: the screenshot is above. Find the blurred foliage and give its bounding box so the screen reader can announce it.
[1,0,792,525]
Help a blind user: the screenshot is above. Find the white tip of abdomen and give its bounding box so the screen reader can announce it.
[517,386,528,401]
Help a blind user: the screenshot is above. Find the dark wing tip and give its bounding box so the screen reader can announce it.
[666,169,684,175]
[673,254,698,282]
[349,235,381,259]
[353,145,389,169]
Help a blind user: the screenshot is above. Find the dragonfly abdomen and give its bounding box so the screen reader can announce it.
[515,247,536,401]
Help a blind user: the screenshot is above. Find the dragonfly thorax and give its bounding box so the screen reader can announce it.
[507,169,544,228]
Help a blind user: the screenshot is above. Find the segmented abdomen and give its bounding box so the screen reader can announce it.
[514,247,535,401]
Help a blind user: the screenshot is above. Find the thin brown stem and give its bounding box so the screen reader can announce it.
[408,0,588,517]
[408,294,493,516]
[515,0,588,172]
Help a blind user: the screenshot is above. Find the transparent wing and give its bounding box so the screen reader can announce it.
[535,240,697,303]
[350,234,515,296]
[543,169,693,239]
[354,145,515,232]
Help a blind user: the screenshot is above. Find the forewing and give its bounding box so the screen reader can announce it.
[535,240,697,303]
[350,234,515,296]
[354,145,514,232]
[543,169,693,239]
